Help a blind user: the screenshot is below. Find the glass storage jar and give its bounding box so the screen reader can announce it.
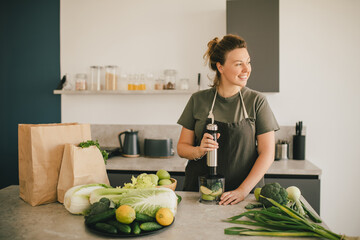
[146,73,154,90]
[179,78,189,90]
[75,73,87,91]
[105,65,118,90]
[89,66,103,91]
[164,69,177,90]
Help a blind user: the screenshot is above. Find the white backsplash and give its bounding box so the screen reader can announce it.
[91,124,305,159]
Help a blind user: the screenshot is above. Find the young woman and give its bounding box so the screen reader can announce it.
[177,34,279,205]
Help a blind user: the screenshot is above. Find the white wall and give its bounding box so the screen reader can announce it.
[60,0,360,235]
[272,0,360,235]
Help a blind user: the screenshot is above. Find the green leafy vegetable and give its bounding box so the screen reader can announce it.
[223,196,353,240]
[259,182,288,208]
[89,187,178,218]
[123,173,157,189]
[86,197,111,216]
[64,183,111,215]
[245,203,263,209]
[301,200,322,223]
[79,140,109,164]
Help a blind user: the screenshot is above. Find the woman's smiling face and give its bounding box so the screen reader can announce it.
[217,48,251,88]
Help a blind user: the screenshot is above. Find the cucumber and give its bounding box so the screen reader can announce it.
[176,194,182,204]
[136,212,155,222]
[85,209,116,225]
[132,221,141,235]
[140,222,163,231]
[107,220,131,234]
[94,223,117,234]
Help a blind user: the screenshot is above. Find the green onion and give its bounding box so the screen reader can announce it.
[224,196,346,240]
[300,200,322,223]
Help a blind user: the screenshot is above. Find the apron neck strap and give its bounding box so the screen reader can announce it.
[207,89,218,124]
[239,89,249,119]
[208,88,249,121]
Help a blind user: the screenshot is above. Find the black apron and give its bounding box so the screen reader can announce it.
[183,89,264,192]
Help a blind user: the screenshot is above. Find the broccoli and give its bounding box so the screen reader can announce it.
[259,182,288,208]
[85,197,111,216]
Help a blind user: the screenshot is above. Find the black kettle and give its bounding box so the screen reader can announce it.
[118,129,140,157]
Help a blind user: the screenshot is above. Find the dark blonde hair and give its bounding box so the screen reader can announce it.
[203,34,247,87]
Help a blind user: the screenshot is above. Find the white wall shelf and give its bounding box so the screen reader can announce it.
[53,90,194,95]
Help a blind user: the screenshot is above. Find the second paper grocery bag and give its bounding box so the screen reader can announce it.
[57,144,110,203]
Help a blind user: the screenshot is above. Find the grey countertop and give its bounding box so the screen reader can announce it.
[0,185,325,240]
[106,156,322,176]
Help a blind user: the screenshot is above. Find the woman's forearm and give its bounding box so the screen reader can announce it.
[237,152,274,194]
[177,143,205,160]
[237,131,275,194]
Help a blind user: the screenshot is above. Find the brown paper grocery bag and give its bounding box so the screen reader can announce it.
[18,123,91,206]
[57,144,110,203]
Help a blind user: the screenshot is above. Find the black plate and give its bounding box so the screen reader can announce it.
[85,220,174,238]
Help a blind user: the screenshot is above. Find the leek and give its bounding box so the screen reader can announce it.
[223,196,357,240]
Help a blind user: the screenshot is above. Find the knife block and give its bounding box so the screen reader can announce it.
[293,135,305,160]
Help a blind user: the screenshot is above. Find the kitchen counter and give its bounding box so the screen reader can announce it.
[106,156,322,176]
[0,185,326,240]
[106,157,322,214]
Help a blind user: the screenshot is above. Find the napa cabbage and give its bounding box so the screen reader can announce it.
[89,187,178,217]
[63,183,111,215]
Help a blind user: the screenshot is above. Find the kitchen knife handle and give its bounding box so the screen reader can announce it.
[197,73,201,91]
[296,122,299,135]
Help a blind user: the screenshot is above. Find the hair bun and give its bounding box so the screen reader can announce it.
[203,37,220,67]
[207,37,219,55]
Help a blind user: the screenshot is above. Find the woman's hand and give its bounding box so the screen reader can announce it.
[218,188,248,205]
[199,133,220,155]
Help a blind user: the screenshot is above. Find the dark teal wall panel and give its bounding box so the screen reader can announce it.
[0,0,61,189]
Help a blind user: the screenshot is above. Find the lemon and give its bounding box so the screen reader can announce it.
[156,208,174,226]
[115,205,136,224]
[158,179,172,186]
[156,169,170,180]
[200,186,212,195]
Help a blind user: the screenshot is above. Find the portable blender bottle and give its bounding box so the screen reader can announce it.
[199,123,225,204]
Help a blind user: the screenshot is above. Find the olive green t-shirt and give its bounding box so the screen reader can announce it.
[177,87,279,145]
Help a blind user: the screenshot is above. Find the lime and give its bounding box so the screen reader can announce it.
[158,179,172,186]
[254,188,261,201]
[210,188,223,197]
[201,194,215,201]
[156,169,170,180]
[115,205,136,224]
[148,174,159,186]
[200,186,212,195]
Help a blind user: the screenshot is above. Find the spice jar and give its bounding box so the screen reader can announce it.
[179,78,189,90]
[146,73,154,90]
[119,73,128,91]
[128,74,135,91]
[154,76,165,90]
[105,65,118,90]
[164,69,177,90]
[75,73,87,91]
[89,66,103,91]
[139,74,146,90]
